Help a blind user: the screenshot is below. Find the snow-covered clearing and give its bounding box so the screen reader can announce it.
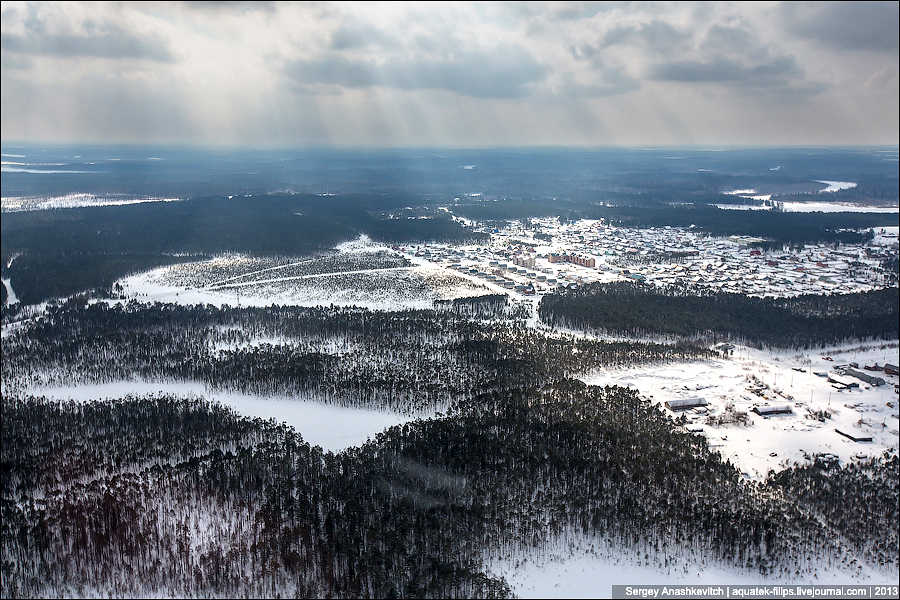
[778,201,898,213]
[208,266,417,289]
[30,380,424,452]
[1,277,18,306]
[204,256,320,287]
[581,342,900,479]
[117,263,489,310]
[816,180,857,193]
[870,226,899,246]
[1,193,181,212]
[487,531,893,599]
[115,235,492,310]
[713,203,772,211]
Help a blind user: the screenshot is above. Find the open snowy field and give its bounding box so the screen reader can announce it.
[778,201,898,213]
[582,342,900,479]
[29,380,425,452]
[870,226,899,246]
[115,235,492,310]
[486,531,894,599]
[1,193,181,212]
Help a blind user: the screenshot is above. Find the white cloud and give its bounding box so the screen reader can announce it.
[0,1,897,146]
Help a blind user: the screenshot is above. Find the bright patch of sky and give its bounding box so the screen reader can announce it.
[1,1,897,146]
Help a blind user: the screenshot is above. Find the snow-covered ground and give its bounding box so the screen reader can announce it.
[115,235,492,310]
[117,263,489,310]
[1,277,18,306]
[1,193,181,212]
[870,226,900,246]
[717,180,898,213]
[30,380,424,452]
[582,342,900,479]
[713,203,772,211]
[713,201,897,213]
[487,531,893,599]
[778,201,898,213]
[816,180,857,193]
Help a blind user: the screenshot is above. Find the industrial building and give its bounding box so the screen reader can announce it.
[665,398,708,411]
[752,405,793,416]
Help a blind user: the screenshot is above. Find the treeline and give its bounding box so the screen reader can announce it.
[452,200,893,246]
[0,194,484,305]
[4,384,896,598]
[883,257,899,286]
[2,253,198,306]
[2,301,711,415]
[784,179,900,206]
[433,294,509,318]
[0,195,481,259]
[769,454,899,571]
[538,282,900,348]
[589,205,892,246]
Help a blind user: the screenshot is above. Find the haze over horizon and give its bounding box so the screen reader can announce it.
[2,1,898,148]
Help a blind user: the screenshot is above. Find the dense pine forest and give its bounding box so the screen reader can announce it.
[2,301,711,413]
[2,301,898,597]
[538,282,900,348]
[0,195,484,305]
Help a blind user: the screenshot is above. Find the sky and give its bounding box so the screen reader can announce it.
[1,1,898,147]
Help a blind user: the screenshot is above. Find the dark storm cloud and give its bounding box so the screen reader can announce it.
[285,47,547,98]
[1,24,174,62]
[649,55,812,90]
[781,1,899,53]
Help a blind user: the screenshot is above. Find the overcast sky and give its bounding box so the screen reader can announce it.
[1,1,898,147]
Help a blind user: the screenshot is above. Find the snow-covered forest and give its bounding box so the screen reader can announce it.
[2,300,897,597]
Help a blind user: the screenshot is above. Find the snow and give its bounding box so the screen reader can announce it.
[0,167,94,174]
[778,201,898,213]
[1,278,18,306]
[114,234,492,310]
[30,380,424,452]
[816,180,857,193]
[869,226,899,246]
[488,532,894,599]
[711,201,897,213]
[713,204,772,211]
[334,233,386,254]
[581,342,900,479]
[116,262,489,311]
[209,267,417,289]
[1,193,181,212]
